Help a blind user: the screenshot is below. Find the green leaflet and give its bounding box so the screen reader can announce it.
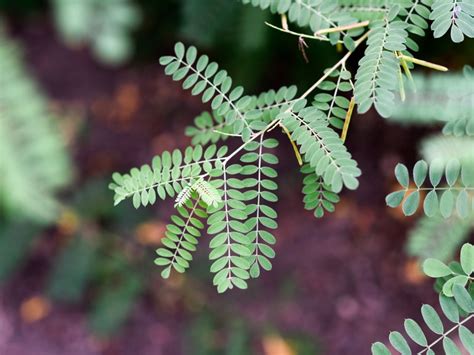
[185,111,233,145]
[160,42,254,141]
[443,115,474,137]
[312,68,353,130]
[207,167,253,293]
[279,103,361,193]
[301,164,340,218]
[423,258,453,278]
[430,0,474,43]
[386,159,474,218]
[109,144,227,208]
[207,137,280,291]
[355,18,409,118]
[460,243,474,275]
[185,86,299,146]
[337,0,392,21]
[241,0,364,49]
[155,194,208,277]
[244,86,299,129]
[400,0,434,52]
[244,137,279,278]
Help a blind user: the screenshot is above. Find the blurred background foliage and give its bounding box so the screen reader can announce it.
[0,0,472,354]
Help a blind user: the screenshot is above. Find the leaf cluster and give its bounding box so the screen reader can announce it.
[372,243,474,355]
[110,1,474,296]
[386,159,474,218]
[110,144,227,208]
[0,31,71,223]
[51,0,141,65]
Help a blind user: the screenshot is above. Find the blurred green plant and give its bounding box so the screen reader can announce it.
[0,29,72,223]
[51,0,141,65]
[406,214,473,263]
[181,0,269,52]
[0,24,149,334]
[0,27,72,281]
[185,314,251,355]
[372,243,474,354]
[44,179,148,336]
[389,67,474,125]
[185,310,321,355]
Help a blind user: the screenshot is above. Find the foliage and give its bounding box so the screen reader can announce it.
[0,0,472,349]
[424,243,473,296]
[47,235,98,302]
[301,164,340,218]
[312,68,353,130]
[110,144,228,208]
[181,0,270,52]
[354,18,408,118]
[420,135,474,167]
[0,222,40,282]
[386,158,474,218]
[372,243,474,355]
[45,180,147,336]
[430,0,474,43]
[406,214,473,262]
[278,104,361,191]
[110,40,360,292]
[389,67,474,124]
[0,30,71,224]
[385,67,474,263]
[51,0,141,65]
[110,1,473,293]
[155,194,208,278]
[184,311,321,355]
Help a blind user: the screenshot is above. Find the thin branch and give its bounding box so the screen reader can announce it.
[213,129,242,137]
[417,314,473,354]
[315,20,370,35]
[222,168,233,288]
[221,29,370,166]
[401,187,474,192]
[265,22,336,43]
[169,197,201,268]
[252,134,265,268]
[300,30,370,100]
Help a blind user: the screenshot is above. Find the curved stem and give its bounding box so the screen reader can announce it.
[222,29,370,166]
[265,22,336,43]
[169,197,201,269]
[418,314,473,354]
